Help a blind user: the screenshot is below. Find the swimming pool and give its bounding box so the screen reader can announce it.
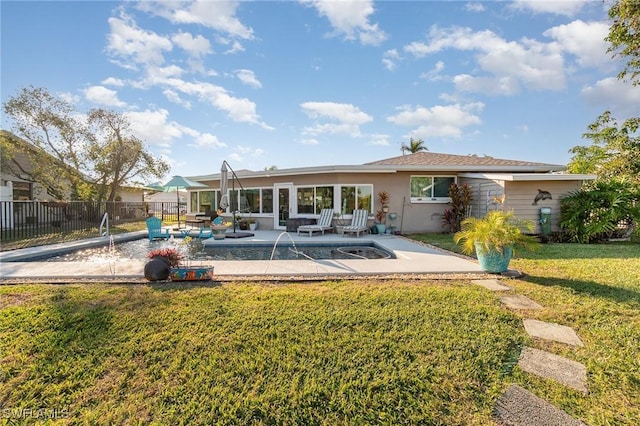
[39,238,395,262]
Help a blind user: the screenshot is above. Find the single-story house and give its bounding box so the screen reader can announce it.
[184,152,596,234]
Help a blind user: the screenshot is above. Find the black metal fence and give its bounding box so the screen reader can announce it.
[0,200,183,245]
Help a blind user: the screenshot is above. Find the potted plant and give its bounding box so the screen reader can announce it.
[374,209,386,234]
[145,247,184,281]
[373,191,390,234]
[454,210,538,273]
[145,243,213,281]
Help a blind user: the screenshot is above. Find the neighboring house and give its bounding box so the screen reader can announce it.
[0,130,66,202]
[185,152,596,233]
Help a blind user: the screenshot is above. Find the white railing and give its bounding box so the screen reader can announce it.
[99,212,109,236]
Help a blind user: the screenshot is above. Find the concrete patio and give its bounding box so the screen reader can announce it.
[0,229,487,282]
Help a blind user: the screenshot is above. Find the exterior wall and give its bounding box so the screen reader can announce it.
[118,189,145,203]
[192,171,588,233]
[462,178,585,233]
[503,180,583,233]
[459,177,505,218]
[195,171,459,233]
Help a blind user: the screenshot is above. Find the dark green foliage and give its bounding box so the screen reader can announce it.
[442,183,472,233]
[560,179,640,243]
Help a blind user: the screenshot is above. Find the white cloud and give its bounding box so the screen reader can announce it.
[171,31,212,57]
[162,89,192,109]
[136,0,254,40]
[543,20,610,69]
[107,11,172,66]
[59,92,81,105]
[464,2,485,13]
[301,0,387,46]
[125,108,228,154]
[419,61,445,81]
[369,134,389,146]
[301,101,372,124]
[300,101,373,137]
[235,69,262,89]
[387,102,484,139]
[382,49,401,71]
[101,77,126,87]
[405,26,566,94]
[510,0,590,17]
[84,86,127,107]
[582,77,640,117]
[190,133,226,149]
[301,138,319,145]
[125,109,185,147]
[453,74,521,95]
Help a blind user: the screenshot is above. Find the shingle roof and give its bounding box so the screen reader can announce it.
[365,152,558,167]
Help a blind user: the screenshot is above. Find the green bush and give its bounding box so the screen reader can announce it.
[560,179,640,243]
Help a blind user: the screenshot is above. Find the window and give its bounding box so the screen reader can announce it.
[262,189,273,214]
[340,185,373,214]
[410,176,455,202]
[199,191,214,212]
[13,181,32,200]
[315,186,334,213]
[297,187,314,214]
[226,188,272,214]
[296,186,335,215]
[243,189,260,214]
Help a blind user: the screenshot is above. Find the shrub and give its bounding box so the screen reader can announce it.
[442,183,472,233]
[560,179,640,243]
[147,248,184,267]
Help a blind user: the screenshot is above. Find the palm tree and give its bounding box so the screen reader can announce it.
[400,138,428,155]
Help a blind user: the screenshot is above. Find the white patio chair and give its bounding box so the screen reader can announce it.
[297,208,334,237]
[342,209,370,237]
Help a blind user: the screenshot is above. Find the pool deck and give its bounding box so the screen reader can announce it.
[0,229,488,283]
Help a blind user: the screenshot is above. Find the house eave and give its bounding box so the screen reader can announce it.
[189,163,565,182]
[459,172,597,182]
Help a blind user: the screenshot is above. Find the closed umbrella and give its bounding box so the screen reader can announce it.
[219,162,229,210]
[158,175,207,228]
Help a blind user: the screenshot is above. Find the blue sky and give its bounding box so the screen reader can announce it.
[2,0,638,179]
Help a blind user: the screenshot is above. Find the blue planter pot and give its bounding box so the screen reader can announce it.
[475,243,512,273]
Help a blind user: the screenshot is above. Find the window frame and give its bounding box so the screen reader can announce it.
[409,175,456,203]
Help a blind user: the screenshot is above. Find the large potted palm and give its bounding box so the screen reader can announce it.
[454,210,538,273]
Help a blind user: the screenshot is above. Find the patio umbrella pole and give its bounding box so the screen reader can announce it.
[220,160,254,239]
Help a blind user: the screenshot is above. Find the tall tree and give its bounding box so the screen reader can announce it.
[3,86,170,201]
[2,86,91,199]
[607,0,640,85]
[568,1,640,184]
[568,111,640,184]
[87,109,170,201]
[400,137,428,155]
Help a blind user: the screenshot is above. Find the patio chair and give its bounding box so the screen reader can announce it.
[297,208,334,237]
[342,209,370,237]
[146,217,170,241]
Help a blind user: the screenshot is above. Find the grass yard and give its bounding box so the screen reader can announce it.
[1,238,638,425]
[1,281,524,425]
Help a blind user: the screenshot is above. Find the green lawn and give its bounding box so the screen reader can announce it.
[1,238,638,425]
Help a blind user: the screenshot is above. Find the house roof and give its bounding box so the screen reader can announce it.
[190,152,567,182]
[365,152,563,169]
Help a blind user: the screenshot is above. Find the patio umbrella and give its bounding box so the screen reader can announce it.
[219,162,229,210]
[157,175,207,228]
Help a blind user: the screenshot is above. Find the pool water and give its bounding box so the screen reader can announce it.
[43,238,395,262]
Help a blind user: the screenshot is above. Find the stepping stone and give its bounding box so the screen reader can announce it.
[472,279,511,291]
[501,294,543,310]
[494,384,588,425]
[523,319,584,347]
[518,347,588,393]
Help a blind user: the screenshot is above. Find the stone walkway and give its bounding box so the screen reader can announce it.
[471,278,589,425]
